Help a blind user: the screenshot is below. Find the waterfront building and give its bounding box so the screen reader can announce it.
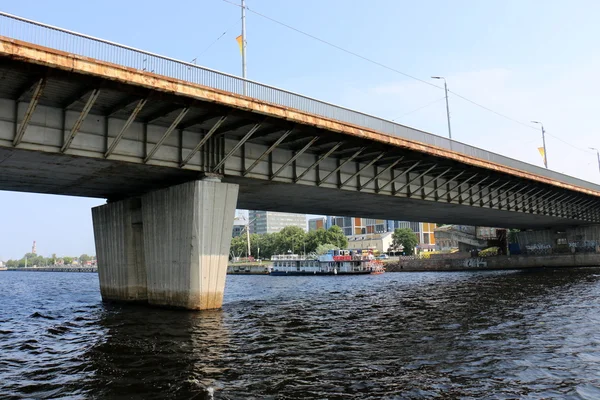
[326,216,436,249]
[248,211,307,235]
[346,232,394,253]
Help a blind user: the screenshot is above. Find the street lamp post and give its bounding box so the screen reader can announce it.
[531,121,548,168]
[431,76,452,140]
[590,147,600,174]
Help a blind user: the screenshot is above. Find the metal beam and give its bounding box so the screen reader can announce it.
[295,142,343,183]
[61,89,101,153]
[318,147,366,186]
[424,170,464,198]
[105,99,147,158]
[213,122,263,172]
[340,153,385,187]
[469,179,502,204]
[488,183,519,207]
[145,104,183,124]
[63,88,96,110]
[477,181,510,205]
[271,136,320,180]
[106,97,144,117]
[435,173,477,199]
[14,76,45,102]
[377,161,423,193]
[180,115,228,167]
[359,157,404,190]
[243,130,293,176]
[412,167,452,196]
[393,164,438,196]
[144,108,189,163]
[13,78,46,147]
[448,176,489,203]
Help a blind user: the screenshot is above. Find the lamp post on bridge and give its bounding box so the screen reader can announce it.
[431,76,452,141]
[531,121,548,169]
[590,147,600,174]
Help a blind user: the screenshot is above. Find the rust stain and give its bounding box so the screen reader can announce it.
[0,36,599,198]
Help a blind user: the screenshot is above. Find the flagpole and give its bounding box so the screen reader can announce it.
[241,0,247,94]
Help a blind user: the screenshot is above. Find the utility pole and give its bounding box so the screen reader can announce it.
[590,147,600,174]
[241,0,247,94]
[531,121,548,168]
[431,76,452,140]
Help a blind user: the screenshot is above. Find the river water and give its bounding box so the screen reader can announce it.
[2,269,600,399]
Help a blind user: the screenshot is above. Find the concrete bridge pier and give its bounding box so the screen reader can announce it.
[92,179,239,310]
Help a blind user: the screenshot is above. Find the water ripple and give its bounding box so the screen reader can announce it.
[2,269,600,398]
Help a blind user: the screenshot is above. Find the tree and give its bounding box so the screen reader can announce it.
[392,228,419,255]
[79,254,91,263]
[63,256,74,265]
[316,243,339,255]
[5,259,18,268]
[325,225,348,249]
[274,226,307,255]
[305,228,328,253]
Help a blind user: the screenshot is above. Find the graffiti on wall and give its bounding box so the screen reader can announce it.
[568,240,598,253]
[462,258,488,268]
[525,243,552,255]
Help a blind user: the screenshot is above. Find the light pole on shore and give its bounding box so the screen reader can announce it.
[590,147,600,174]
[431,76,452,141]
[531,121,548,169]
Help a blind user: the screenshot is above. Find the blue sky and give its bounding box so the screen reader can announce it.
[1,0,600,259]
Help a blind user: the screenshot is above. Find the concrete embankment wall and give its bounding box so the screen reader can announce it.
[386,253,600,272]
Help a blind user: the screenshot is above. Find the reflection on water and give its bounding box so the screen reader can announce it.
[2,269,600,398]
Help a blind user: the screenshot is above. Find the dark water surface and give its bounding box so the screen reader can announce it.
[2,269,600,399]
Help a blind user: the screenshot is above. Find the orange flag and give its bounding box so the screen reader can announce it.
[538,147,545,161]
[235,35,243,55]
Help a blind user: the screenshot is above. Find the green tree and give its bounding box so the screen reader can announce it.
[5,259,18,268]
[230,235,248,259]
[79,254,91,263]
[63,256,74,265]
[392,228,419,255]
[274,226,307,255]
[325,225,348,249]
[316,243,339,255]
[305,228,328,253]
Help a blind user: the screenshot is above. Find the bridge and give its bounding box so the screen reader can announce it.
[0,12,599,310]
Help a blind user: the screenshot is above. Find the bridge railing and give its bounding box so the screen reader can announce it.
[1,11,599,192]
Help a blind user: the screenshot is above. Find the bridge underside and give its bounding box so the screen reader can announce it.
[0,49,599,229]
[0,146,590,229]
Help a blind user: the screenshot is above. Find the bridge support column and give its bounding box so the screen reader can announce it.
[92,198,147,302]
[142,179,239,310]
[92,179,238,310]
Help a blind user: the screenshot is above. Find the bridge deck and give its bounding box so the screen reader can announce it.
[0,13,598,228]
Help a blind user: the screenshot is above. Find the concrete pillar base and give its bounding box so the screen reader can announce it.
[92,198,147,302]
[92,180,239,310]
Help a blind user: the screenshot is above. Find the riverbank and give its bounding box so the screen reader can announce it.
[385,253,600,272]
[8,267,98,273]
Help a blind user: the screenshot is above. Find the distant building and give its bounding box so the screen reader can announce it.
[346,232,394,253]
[327,216,436,249]
[248,211,307,235]
[308,217,326,232]
[232,220,246,237]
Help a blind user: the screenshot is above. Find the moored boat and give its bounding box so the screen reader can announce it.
[270,249,385,276]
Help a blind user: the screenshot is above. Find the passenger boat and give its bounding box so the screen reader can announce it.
[270,249,385,276]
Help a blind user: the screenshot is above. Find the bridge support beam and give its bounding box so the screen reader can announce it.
[92,179,239,310]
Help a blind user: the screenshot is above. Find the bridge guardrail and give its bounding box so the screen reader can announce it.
[1,11,599,192]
